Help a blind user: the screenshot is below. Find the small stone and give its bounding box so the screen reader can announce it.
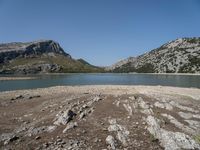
[63,122,78,133]
[47,125,57,133]
[43,143,49,148]
[82,130,87,134]
[129,96,136,100]
[57,138,62,142]
[16,95,23,99]
[82,104,88,109]
[29,95,41,99]
[4,135,19,145]
[54,109,76,125]
[106,135,116,150]
[79,111,87,119]
[35,136,41,140]
[94,137,98,143]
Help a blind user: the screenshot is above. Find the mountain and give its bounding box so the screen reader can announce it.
[77,58,94,66]
[0,40,103,74]
[106,57,136,71]
[109,37,200,73]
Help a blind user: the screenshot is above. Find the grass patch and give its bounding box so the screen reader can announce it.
[194,135,200,144]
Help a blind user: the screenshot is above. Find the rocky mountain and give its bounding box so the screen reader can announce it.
[106,57,136,71]
[109,37,200,73]
[0,40,103,74]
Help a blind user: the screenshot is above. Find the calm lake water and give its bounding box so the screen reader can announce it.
[0,73,200,91]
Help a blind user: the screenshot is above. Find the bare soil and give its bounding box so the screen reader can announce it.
[0,85,200,150]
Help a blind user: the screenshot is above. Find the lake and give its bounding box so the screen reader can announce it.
[0,73,200,91]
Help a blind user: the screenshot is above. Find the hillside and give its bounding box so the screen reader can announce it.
[0,40,103,74]
[109,37,200,73]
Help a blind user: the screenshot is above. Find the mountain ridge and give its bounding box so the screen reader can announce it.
[109,37,200,73]
[0,40,103,74]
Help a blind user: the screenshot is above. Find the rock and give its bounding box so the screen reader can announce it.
[56,138,62,143]
[0,133,14,142]
[184,120,200,130]
[116,101,120,107]
[154,101,173,110]
[178,111,200,120]
[129,96,136,101]
[35,136,41,140]
[28,126,47,136]
[82,104,88,109]
[94,137,98,143]
[106,135,116,150]
[161,113,195,134]
[170,101,199,113]
[146,115,200,150]
[54,109,76,125]
[27,125,57,137]
[16,95,24,99]
[79,108,94,119]
[117,131,129,146]
[79,110,87,119]
[108,119,129,146]
[123,103,132,115]
[4,135,19,145]
[11,95,24,100]
[137,97,153,115]
[47,125,57,133]
[63,122,78,133]
[43,143,49,148]
[28,95,41,99]
[82,130,86,134]
[178,112,193,119]
[93,96,101,102]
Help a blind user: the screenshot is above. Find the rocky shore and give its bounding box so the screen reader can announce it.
[0,85,200,150]
[0,76,37,81]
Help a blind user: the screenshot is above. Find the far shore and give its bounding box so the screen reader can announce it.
[0,76,37,81]
[129,72,200,76]
[0,72,200,80]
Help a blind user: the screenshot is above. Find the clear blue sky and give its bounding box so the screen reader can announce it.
[0,0,200,66]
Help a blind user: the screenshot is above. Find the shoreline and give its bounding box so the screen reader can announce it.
[0,76,37,81]
[0,72,200,76]
[1,85,200,100]
[1,84,200,93]
[130,72,200,76]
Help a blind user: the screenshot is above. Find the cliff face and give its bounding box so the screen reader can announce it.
[0,40,102,74]
[0,40,70,64]
[110,37,200,73]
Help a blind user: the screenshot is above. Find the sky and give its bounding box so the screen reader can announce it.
[0,0,200,66]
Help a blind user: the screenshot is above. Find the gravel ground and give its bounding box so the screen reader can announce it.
[0,85,200,150]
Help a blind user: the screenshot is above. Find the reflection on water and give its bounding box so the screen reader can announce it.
[0,73,200,91]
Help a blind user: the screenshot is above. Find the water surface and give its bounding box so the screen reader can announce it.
[0,73,200,91]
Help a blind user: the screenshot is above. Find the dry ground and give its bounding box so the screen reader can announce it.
[0,85,200,150]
